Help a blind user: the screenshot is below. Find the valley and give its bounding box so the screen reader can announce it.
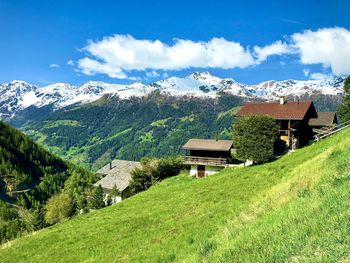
[0,72,344,170]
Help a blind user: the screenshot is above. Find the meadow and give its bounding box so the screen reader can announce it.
[1,129,350,262]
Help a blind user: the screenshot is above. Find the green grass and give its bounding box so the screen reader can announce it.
[217,106,242,120]
[42,120,81,128]
[107,128,132,140]
[150,118,171,127]
[139,131,154,143]
[1,129,350,262]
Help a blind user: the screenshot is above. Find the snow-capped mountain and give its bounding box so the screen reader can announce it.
[0,72,345,120]
[0,81,40,119]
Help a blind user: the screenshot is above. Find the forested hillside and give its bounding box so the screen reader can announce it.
[21,93,246,170]
[0,122,97,243]
[1,127,349,262]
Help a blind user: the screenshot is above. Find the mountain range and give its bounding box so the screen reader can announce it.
[0,72,345,120]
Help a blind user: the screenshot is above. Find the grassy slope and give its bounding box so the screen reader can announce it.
[1,129,350,262]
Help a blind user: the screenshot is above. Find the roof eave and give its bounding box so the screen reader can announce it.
[182,147,232,151]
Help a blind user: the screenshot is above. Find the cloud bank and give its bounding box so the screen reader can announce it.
[291,27,350,75]
[77,27,350,79]
[78,36,255,79]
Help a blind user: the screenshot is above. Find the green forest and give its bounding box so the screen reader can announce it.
[20,93,245,170]
[15,92,341,171]
[0,121,98,243]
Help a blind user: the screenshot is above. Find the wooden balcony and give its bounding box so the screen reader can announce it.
[183,156,228,166]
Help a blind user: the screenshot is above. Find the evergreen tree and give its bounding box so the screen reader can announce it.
[110,185,120,197]
[89,185,105,209]
[338,76,350,122]
[232,116,278,163]
[31,205,46,230]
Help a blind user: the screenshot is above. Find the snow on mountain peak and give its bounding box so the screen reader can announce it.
[0,73,345,120]
[189,72,222,85]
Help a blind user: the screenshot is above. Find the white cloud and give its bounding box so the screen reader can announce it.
[162,72,169,78]
[78,35,255,78]
[309,72,333,80]
[50,63,60,68]
[303,68,310,77]
[76,28,350,79]
[67,60,74,66]
[145,70,160,78]
[291,27,350,75]
[253,41,292,63]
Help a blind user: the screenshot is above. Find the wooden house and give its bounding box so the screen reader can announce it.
[237,98,318,149]
[309,112,338,130]
[182,139,233,178]
[309,112,338,139]
[94,160,140,204]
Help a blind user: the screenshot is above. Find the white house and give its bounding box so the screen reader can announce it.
[182,139,233,178]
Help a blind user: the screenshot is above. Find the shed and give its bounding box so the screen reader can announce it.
[309,112,338,128]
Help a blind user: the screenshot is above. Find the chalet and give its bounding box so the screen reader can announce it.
[183,139,233,178]
[309,112,338,130]
[94,160,140,204]
[237,98,318,149]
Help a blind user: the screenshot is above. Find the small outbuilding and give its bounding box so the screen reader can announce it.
[309,111,338,129]
[309,112,338,140]
[94,160,140,203]
[183,139,233,178]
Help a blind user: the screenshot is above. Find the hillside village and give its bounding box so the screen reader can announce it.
[91,95,348,206]
[0,75,349,262]
[1,1,350,261]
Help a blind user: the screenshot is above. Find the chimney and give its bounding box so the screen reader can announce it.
[109,161,112,169]
[279,96,285,105]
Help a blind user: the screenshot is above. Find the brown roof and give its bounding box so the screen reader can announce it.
[309,112,338,127]
[182,139,233,151]
[236,101,317,120]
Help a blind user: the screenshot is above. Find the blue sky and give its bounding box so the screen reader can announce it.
[0,0,349,86]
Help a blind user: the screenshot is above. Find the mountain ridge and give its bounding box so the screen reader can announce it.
[0,72,345,120]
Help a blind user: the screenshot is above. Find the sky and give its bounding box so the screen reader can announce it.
[0,0,350,86]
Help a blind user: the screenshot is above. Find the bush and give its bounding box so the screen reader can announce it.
[129,167,154,194]
[45,192,74,224]
[130,156,184,194]
[232,116,278,163]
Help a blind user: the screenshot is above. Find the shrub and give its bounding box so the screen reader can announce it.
[232,115,278,163]
[129,167,154,194]
[45,192,74,224]
[130,156,184,194]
